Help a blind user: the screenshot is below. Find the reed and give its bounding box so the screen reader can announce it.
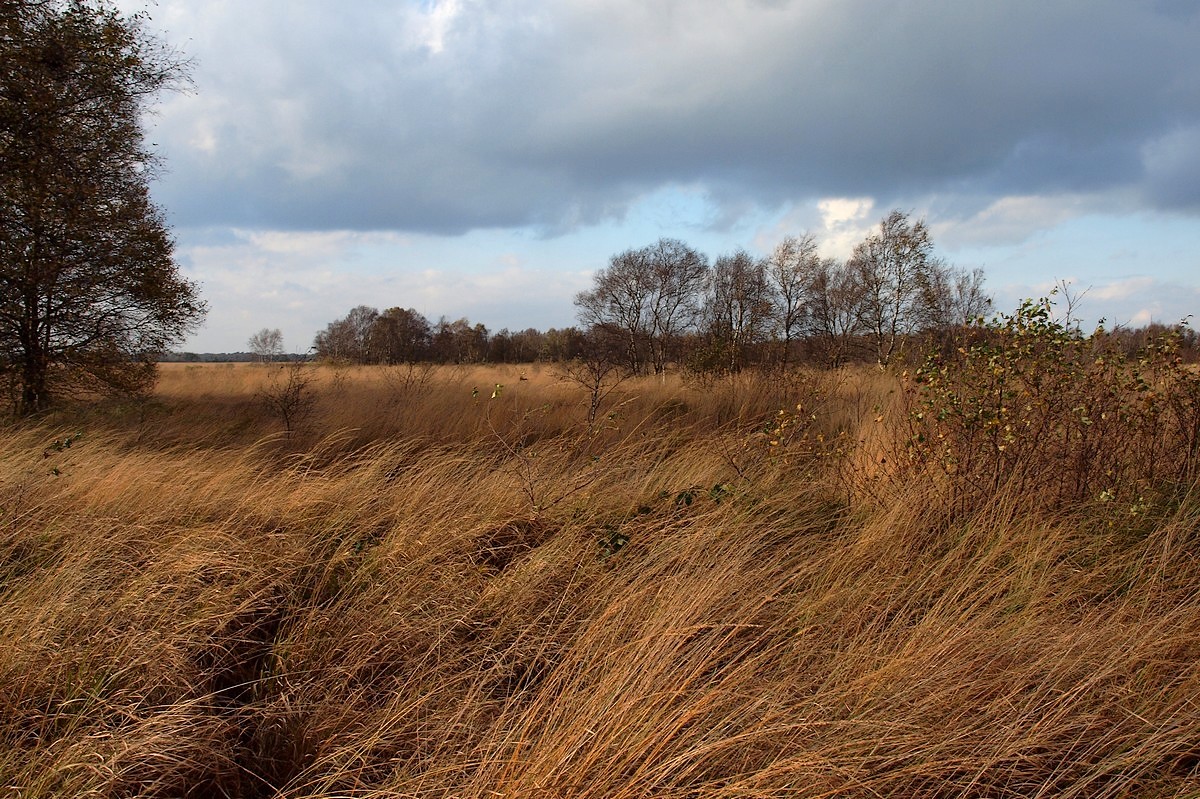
[2,361,1197,797]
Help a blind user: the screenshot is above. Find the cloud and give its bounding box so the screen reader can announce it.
[128,0,1200,236]
[1089,276,1158,302]
[931,194,1100,249]
[815,198,876,259]
[1142,125,1200,210]
[172,228,589,351]
[749,197,875,258]
[416,0,463,55]
[990,276,1200,332]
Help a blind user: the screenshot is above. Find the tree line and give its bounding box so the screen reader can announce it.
[308,306,587,365]
[309,210,995,372]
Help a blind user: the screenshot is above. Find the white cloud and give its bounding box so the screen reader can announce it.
[749,197,876,259]
[1089,276,1158,302]
[242,230,358,256]
[175,228,589,351]
[414,0,463,54]
[932,195,1092,249]
[815,197,876,258]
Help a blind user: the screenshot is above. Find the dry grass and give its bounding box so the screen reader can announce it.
[1,363,1198,797]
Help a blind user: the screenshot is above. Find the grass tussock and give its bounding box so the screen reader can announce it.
[2,358,1199,797]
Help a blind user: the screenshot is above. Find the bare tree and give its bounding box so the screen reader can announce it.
[919,264,992,355]
[807,257,864,367]
[258,361,315,436]
[705,250,774,372]
[645,238,709,375]
[248,328,284,363]
[556,325,630,427]
[765,233,822,367]
[941,266,991,327]
[575,247,653,374]
[850,210,936,366]
[574,238,708,375]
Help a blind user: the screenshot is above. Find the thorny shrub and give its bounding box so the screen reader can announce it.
[907,297,1200,517]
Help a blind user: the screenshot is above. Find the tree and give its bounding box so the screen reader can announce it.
[556,324,629,427]
[313,305,378,362]
[540,327,585,362]
[430,317,488,363]
[506,327,547,363]
[807,257,864,367]
[575,238,708,375]
[369,307,430,364]
[258,360,314,436]
[644,238,709,374]
[248,328,284,363]
[849,210,936,366]
[575,246,653,374]
[0,0,204,414]
[765,233,821,367]
[919,264,991,328]
[919,264,992,356]
[705,250,774,372]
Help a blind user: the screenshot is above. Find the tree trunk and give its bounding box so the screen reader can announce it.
[19,347,48,415]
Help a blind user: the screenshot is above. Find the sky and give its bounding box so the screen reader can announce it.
[120,0,1200,353]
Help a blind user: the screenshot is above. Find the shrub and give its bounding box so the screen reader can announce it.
[907,297,1200,516]
[258,361,316,436]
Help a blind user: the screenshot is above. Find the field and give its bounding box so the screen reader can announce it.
[2,359,1199,797]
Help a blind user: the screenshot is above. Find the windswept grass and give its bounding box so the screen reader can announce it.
[1,361,1197,797]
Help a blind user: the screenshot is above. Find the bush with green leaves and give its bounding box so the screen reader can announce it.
[908,297,1200,516]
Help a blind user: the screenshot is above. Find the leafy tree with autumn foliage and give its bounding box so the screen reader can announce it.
[0,0,204,414]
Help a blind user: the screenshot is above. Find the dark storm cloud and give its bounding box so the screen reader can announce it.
[145,0,1200,233]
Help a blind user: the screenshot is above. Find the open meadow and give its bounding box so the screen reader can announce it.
[2,355,1199,797]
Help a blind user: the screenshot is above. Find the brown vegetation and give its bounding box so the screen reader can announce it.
[2,351,1198,797]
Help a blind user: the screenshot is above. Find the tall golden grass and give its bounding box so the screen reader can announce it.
[1,362,1197,797]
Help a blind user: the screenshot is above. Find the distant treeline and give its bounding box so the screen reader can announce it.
[160,352,309,363]
[302,308,1198,371]
[219,210,1200,371]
